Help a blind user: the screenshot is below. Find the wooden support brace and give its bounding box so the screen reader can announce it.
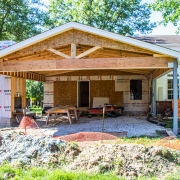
[48,48,71,59]
[76,46,101,59]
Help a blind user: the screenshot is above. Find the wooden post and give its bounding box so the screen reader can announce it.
[71,43,76,58]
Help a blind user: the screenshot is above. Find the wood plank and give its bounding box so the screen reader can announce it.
[166,129,177,138]
[153,54,169,57]
[41,70,75,77]
[48,48,71,59]
[1,57,173,71]
[57,57,172,70]
[76,46,101,59]
[71,43,76,58]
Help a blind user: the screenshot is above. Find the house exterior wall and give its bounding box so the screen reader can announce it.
[44,75,149,113]
[156,41,180,101]
[0,75,11,127]
[156,66,180,101]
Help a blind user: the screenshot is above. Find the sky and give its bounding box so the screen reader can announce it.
[42,0,177,35]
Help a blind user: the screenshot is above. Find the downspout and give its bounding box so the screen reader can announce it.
[173,59,178,135]
[152,79,156,115]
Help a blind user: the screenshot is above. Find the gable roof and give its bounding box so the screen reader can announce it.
[1,22,180,60]
[132,35,180,45]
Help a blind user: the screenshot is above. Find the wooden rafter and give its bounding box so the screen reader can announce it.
[48,48,71,59]
[152,68,172,79]
[76,46,101,59]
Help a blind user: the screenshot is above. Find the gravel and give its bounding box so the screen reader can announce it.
[37,115,167,137]
[0,132,66,165]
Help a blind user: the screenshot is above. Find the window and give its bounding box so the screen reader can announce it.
[167,79,180,99]
[130,80,142,100]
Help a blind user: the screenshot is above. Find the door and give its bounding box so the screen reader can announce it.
[78,81,89,107]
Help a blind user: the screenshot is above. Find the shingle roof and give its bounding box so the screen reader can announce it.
[132,35,180,45]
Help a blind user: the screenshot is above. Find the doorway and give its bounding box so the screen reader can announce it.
[78,81,90,107]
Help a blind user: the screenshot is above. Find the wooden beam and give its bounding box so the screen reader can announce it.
[153,54,169,57]
[71,43,76,58]
[152,68,172,79]
[48,48,71,59]
[34,70,75,76]
[1,57,173,71]
[76,46,101,59]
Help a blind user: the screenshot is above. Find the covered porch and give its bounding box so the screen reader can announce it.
[0,22,180,135]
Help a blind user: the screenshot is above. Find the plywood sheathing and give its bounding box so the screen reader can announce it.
[54,81,77,107]
[54,80,123,108]
[90,81,123,107]
[0,29,162,62]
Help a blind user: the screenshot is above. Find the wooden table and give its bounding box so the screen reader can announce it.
[46,107,79,125]
[12,112,36,123]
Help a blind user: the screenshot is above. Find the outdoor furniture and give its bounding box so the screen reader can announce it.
[13,109,36,123]
[45,105,78,125]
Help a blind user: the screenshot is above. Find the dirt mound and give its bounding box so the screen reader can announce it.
[1,131,180,178]
[61,143,180,178]
[54,132,119,142]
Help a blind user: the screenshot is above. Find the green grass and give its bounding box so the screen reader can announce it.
[0,164,180,180]
[161,118,180,128]
[29,108,42,115]
[106,136,161,147]
[0,164,121,180]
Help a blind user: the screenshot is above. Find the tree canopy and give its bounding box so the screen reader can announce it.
[49,0,156,35]
[149,0,180,33]
[26,80,44,104]
[0,0,50,42]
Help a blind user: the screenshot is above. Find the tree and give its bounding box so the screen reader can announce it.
[0,0,50,42]
[48,0,156,35]
[26,80,44,106]
[149,0,180,33]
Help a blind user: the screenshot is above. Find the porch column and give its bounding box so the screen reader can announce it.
[152,79,157,115]
[173,58,178,135]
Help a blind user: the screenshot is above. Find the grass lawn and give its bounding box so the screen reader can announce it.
[0,165,120,180]
[161,118,180,128]
[29,107,42,115]
[0,164,180,180]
